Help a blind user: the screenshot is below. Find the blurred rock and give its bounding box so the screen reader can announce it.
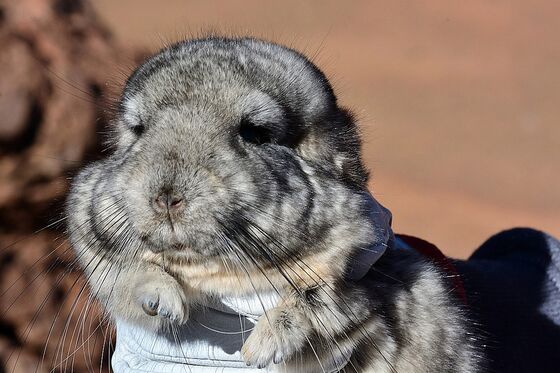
[0,0,139,371]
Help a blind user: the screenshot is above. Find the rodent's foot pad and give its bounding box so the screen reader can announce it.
[241,307,309,368]
[135,278,188,324]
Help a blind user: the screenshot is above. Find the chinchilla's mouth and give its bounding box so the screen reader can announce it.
[138,228,219,259]
[138,234,169,254]
[142,238,199,258]
[142,240,185,254]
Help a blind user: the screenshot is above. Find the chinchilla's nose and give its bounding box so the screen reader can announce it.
[153,191,184,214]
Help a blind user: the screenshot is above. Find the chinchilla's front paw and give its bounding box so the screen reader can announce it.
[133,272,189,328]
[241,306,310,368]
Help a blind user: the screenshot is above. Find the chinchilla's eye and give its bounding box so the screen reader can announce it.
[130,123,145,136]
[239,118,272,145]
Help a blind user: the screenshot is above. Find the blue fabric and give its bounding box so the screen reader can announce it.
[456,228,560,373]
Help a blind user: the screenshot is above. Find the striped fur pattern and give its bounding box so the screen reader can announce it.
[66,37,482,372]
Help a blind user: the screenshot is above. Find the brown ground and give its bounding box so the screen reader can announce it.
[94,0,559,258]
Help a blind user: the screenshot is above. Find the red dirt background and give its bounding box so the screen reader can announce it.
[94,0,559,258]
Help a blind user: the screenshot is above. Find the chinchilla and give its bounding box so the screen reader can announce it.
[66,37,482,372]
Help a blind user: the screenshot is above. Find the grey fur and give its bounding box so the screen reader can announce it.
[67,37,482,372]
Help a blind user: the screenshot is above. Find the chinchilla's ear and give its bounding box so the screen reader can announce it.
[345,191,393,281]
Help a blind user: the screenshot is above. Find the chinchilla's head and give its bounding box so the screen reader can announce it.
[68,37,380,271]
